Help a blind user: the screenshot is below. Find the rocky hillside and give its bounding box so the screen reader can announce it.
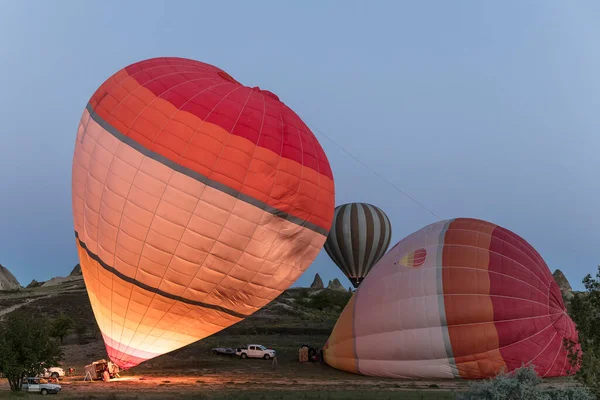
[26,279,43,289]
[0,264,20,290]
[0,272,351,338]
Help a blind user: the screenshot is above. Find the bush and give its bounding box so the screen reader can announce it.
[457,365,595,400]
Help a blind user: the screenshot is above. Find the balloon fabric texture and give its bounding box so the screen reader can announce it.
[324,218,579,379]
[323,203,391,288]
[71,57,335,369]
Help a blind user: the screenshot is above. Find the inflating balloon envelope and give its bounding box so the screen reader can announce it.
[71,57,335,369]
[324,217,580,379]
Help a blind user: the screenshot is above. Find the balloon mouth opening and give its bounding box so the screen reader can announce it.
[109,358,139,371]
[350,277,363,288]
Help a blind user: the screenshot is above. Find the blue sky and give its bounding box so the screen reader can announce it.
[0,1,599,290]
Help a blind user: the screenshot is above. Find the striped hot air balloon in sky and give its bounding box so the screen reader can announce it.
[324,218,580,379]
[71,57,335,369]
[323,203,392,288]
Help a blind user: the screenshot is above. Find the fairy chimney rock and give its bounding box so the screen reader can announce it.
[310,273,324,289]
[327,278,345,292]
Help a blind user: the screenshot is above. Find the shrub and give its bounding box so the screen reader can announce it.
[457,365,595,400]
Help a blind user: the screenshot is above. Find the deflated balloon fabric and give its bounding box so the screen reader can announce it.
[71,57,335,369]
[323,218,580,379]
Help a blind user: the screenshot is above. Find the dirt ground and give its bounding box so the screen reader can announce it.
[0,343,579,399]
[0,370,463,399]
[36,337,466,398]
[0,369,579,399]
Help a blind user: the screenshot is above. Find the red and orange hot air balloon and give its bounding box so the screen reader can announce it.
[324,218,580,379]
[71,57,335,369]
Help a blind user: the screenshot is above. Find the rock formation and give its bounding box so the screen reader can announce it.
[553,269,572,291]
[327,278,346,292]
[26,279,44,289]
[310,273,324,289]
[0,264,21,290]
[70,263,82,276]
[553,269,574,302]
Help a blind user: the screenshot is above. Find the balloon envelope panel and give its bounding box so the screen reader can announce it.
[71,57,335,368]
[323,218,578,379]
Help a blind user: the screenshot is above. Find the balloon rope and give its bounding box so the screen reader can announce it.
[307,123,442,220]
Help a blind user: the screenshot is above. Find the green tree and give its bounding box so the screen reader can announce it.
[49,313,75,344]
[0,313,63,391]
[565,265,600,397]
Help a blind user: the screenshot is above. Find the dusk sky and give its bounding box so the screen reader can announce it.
[1,1,599,290]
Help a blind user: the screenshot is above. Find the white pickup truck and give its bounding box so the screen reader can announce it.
[41,367,65,380]
[236,344,276,360]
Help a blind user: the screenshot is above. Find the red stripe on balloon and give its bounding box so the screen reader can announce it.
[121,57,332,179]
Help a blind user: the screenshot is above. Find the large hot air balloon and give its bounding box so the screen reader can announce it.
[71,57,335,369]
[324,218,579,379]
[323,203,391,287]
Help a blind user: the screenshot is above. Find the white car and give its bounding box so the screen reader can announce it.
[41,367,65,379]
[22,377,62,395]
[236,344,276,360]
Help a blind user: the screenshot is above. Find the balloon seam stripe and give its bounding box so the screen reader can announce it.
[75,230,249,319]
[85,103,329,236]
